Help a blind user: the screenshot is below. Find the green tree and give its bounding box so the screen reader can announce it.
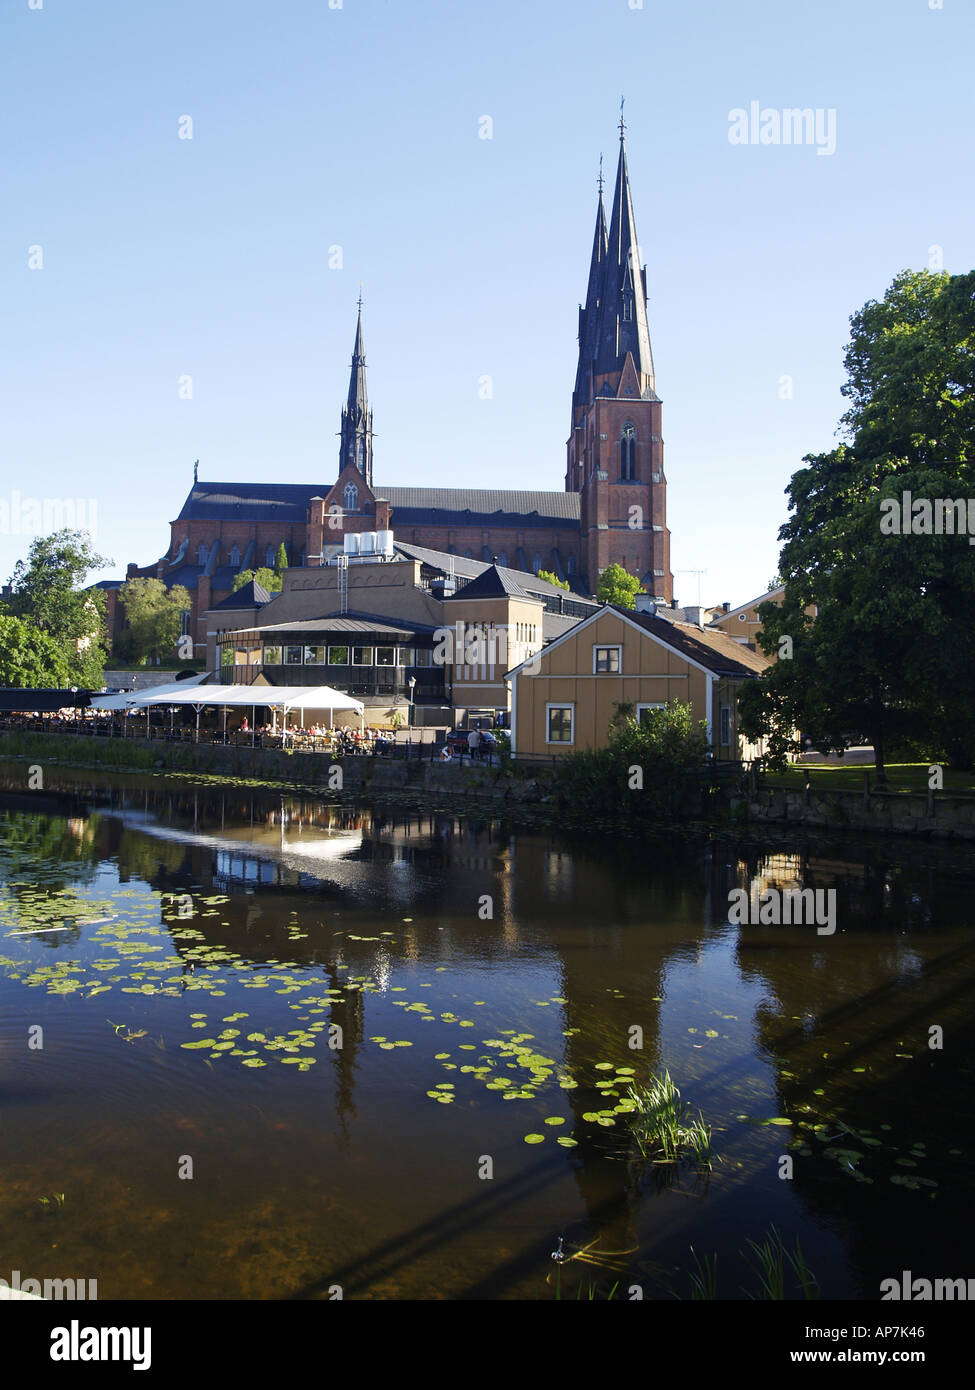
[232,566,281,594]
[596,563,642,608]
[118,578,192,664]
[0,614,71,686]
[555,701,709,819]
[537,569,569,591]
[6,529,109,686]
[739,269,975,779]
[275,542,289,576]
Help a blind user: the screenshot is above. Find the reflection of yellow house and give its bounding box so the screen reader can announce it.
[505,605,770,761]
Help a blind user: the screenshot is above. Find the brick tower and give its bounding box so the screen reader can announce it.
[565,123,672,601]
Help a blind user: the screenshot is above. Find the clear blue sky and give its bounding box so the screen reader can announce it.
[2,0,972,609]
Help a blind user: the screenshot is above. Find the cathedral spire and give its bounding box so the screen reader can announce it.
[339,295,373,487]
[592,124,655,393]
[572,174,608,411]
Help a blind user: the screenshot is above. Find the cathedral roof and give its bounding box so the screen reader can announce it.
[177,481,581,529]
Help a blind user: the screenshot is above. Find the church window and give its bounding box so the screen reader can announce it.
[622,295,633,322]
[464,548,473,560]
[344,482,359,512]
[620,423,637,481]
[532,553,542,574]
[228,544,240,567]
[566,555,575,575]
[197,543,208,565]
[265,545,276,569]
[498,550,508,568]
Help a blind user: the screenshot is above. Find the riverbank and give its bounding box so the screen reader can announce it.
[3,730,975,842]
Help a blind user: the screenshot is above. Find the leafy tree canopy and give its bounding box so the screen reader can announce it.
[739,269,975,776]
[232,566,282,593]
[118,578,192,665]
[0,614,71,687]
[596,563,642,609]
[5,529,109,687]
[536,569,569,591]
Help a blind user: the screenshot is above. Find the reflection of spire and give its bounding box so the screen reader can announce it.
[324,960,363,1141]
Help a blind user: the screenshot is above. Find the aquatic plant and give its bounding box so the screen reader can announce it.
[627,1070,712,1167]
[687,1246,718,1300]
[743,1225,819,1301]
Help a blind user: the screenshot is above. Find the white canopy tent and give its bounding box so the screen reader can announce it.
[127,683,365,743]
[89,674,210,713]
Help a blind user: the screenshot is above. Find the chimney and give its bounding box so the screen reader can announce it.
[671,597,678,610]
[722,601,731,613]
[634,593,656,615]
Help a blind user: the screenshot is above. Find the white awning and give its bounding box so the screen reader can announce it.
[89,674,210,711]
[134,684,364,713]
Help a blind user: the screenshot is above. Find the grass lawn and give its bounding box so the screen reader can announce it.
[766,761,975,796]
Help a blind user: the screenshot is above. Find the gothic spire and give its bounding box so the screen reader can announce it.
[592,126,655,393]
[572,176,608,411]
[339,296,373,487]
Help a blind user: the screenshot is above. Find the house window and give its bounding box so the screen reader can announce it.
[344,482,359,512]
[228,544,241,567]
[263,645,282,665]
[593,645,621,674]
[546,704,574,744]
[413,648,431,668]
[620,423,636,481]
[328,646,349,665]
[396,647,413,666]
[636,703,666,726]
[720,706,732,747]
[304,645,325,665]
[351,645,373,666]
[197,543,208,565]
[375,646,395,667]
[284,645,303,665]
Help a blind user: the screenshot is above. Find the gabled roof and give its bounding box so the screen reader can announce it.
[443,565,534,602]
[392,540,598,608]
[208,580,272,611]
[505,604,770,680]
[708,586,785,624]
[621,608,769,676]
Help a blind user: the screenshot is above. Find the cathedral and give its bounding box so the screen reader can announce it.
[108,125,673,656]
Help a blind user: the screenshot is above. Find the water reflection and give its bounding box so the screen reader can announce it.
[1,765,973,1299]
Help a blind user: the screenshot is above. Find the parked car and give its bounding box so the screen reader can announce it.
[446,729,498,756]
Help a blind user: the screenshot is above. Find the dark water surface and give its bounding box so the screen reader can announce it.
[1,764,973,1300]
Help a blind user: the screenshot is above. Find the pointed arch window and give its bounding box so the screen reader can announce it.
[498,550,508,568]
[622,294,633,322]
[228,544,241,567]
[265,545,276,569]
[532,553,542,575]
[197,543,208,565]
[620,423,637,481]
[344,482,359,512]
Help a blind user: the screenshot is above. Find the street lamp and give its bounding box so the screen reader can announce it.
[408,676,416,734]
